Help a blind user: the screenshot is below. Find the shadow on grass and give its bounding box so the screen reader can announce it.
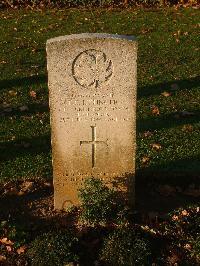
[1,74,199,99]
[0,134,51,162]
[0,183,65,247]
[138,75,200,99]
[0,102,49,117]
[0,74,47,90]
[136,155,200,213]
[137,112,200,133]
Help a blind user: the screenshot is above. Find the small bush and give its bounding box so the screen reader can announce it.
[78,177,127,225]
[27,230,79,266]
[100,227,151,266]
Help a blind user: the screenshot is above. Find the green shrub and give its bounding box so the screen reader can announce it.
[27,230,79,266]
[78,177,127,225]
[100,227,151,266]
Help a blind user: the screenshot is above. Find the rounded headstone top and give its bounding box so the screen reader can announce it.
[46,33,137,44]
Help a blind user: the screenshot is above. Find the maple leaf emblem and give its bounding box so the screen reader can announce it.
[72,49,113,88]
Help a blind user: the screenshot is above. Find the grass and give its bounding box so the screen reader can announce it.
[0,7,199,183]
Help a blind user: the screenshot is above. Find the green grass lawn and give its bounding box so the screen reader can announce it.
[0,7,199,183]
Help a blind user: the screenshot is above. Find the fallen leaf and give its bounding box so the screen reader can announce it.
[8,90,17,96]
[151,105,160,116]
[16,245,26,254]
[172,215,179,221]
[6,245,12,252]
[161,91,171,97]
[143,131,153,138]
[151,143,162,151]
[3,187,18,196]
[184,244,191,251]
[20,181,34,193]
[44,182,52,187]
[141,156,150,164]
[0,255,6,262]
[181,210,189,216]
[182,124,193,132]
[0,238,14,245]
[29,90,36,98]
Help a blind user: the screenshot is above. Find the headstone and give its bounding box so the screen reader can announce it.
[46,33,137,210]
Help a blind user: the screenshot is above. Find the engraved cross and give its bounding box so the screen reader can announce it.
[80,126,107,168]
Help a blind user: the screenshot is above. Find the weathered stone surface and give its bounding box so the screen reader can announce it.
[46,33,137,210]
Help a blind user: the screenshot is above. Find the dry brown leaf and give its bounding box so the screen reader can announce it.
[151,143,162,151]
[6,246,12,252]
[161,91,171,97]
[17,245,26,254]
[151,105,160,116]
[182,124,193,132]
[143,131,153,138]
[181,210,189,216]
[20,181,34,193]
[8,90,17,96]
[141,156,150,164]
[0,255,6,262]
[172,215,179,221]
[4,187,18,196]
[0,238,14,245]
[184,244,192,251]
[29,90,37,98]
